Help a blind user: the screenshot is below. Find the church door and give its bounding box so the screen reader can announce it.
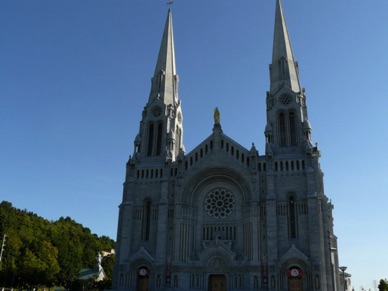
[288,277,303,291]
[208,274,226,291]
[136,276,149,291]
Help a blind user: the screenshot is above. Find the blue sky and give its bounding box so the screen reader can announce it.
[1,1,388,290]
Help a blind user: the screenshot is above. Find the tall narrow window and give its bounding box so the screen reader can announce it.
[289,111,297,146]
[279,113,287,146]
[147,123,154,156]
[289,195,297,238]
[279,57,286,78]
[156,123,162,155]
[142,199,151,240]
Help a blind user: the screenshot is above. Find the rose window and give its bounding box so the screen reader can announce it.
[281,95,291,105]
[205,188,235,219]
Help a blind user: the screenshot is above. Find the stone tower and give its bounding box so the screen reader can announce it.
[133,9,183,164]
[113,1,341,290]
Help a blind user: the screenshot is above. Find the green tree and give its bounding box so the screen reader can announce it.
[52,217,86,285]
[0,202,115,289]
[101,254,115,288]
[379,279,388,291]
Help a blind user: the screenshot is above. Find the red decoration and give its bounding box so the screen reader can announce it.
[287,267,303,278]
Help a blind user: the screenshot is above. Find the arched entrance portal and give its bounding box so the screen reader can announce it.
[136,267,150,291]
[208,274,226,291]
[288,266,304,291]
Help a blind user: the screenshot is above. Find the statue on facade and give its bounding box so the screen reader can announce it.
[214,107,220,124]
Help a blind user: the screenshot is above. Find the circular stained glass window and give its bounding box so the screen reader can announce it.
[205,188,235,219]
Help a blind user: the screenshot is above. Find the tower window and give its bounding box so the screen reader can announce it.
[289,111,297,146]
[147,123,154,156]
[142,199,152,240]
[156,123,162,155]
[289,195,297,238]
[279,112,287,146]
[279,57,287,78]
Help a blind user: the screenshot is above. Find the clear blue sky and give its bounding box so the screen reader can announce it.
[1,1,387,290]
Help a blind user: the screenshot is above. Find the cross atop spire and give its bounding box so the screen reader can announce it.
[166,0,174,10]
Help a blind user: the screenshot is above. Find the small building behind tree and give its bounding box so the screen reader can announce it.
[78,252,107,288]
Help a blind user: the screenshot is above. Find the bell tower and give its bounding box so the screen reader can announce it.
[265,0,312,157]
[133,9,183,163]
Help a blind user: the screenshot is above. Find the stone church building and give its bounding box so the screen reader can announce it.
[113,1,341,290]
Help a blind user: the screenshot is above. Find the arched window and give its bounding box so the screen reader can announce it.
[279,112,287,146]
[147,123,154,156]
[156,122,163,155]
[289,111,297,146]
[289,195,297,238]
[279,56,287,78]
[142,199,152,240]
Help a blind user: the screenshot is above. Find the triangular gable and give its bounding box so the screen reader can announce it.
[179,126,255,173]
[128,246,155,262]
[78,267,106,282]
[279,244,309,264]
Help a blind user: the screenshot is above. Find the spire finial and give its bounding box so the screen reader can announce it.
[166,1,173,10]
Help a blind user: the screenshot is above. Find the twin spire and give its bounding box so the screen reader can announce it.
[135,1,307,162]
[150,0,302,104]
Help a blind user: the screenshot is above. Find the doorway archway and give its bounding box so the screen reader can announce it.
[136,267,150,291]
[287,266,304,291]
[208,274,226,291]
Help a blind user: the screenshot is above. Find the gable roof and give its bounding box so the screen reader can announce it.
[78,267,106,282]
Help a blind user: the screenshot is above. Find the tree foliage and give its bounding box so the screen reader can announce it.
[379,279,388,291]
[0,201,115,289]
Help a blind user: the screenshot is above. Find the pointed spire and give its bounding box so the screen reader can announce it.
[134,9,184,163]
[148,9,178,106]
[270,0,301,93]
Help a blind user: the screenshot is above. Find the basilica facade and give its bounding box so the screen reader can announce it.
[113,1,341,290]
